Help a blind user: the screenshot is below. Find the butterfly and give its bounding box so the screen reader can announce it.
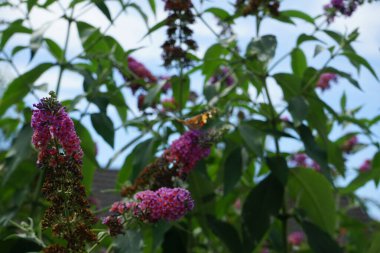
[177,108,218,130]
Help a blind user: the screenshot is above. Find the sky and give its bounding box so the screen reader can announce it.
[1,0,380,219]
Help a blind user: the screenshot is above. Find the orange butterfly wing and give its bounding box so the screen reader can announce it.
[179,109,217,130]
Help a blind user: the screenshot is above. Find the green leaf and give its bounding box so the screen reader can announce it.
[82,155,96,195]
[288,168,336,234]
[371,151,380,186]
[204,7,231,21]
[242,174,284,252]
[246,35,277,63]
[314,44,324,57]
[141,18,166,40]
[27,0,38,12]
[368,232,380,253]
[171,75,190,109]
[273,73,301,99]
[114,230,142,253]
[266,156,288,185]
[90,113,114,148]
[202,43,228,78]
[324,67,361,90]
[0,20,32,50]
[291,48,307,78]
[45,38,64,61]
[340,171,372,194]
[301,221,343,253]
[238,124,264,157]
[130,138,159,181]
[147,0,156,14]
[0,63,53,116]
[74,120,97,194]
[341,52,378,80]
[340,92,347,112]
[288,96,309,126]
[92,0,112,22]
[224,147,243,194]
[11,45,28,57]
[30,23,50,60]
[207,215,243,253]
[150,222,171,252]
[3,125,33,185]
[144,81,164,106]
[327,141,345,176]
[76,21,99,46]
[324,30,344,45]
[162,226,188,253]
[280,10,314,24]
[305,96,328,142]
[298,124,330,179]
[0,237,43,253]
[74,119,99,162]
[0,118,19,138]
[296,34,322,46]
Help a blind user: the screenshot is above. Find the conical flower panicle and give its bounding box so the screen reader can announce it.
[103,187,194,236]
[31,92,96,253]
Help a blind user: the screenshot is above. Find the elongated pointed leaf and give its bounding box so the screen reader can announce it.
[266,156,288,185]
[288,168,336,234]
[90,113,114,148]
[242,174,283,252]
[0,63,53,116]
[281,10,314,24]
[224,147,243,194]
[92,0,112,22]
[0,20,31,50]
[341,52,378,80]
[291,48,307,78]
[301,221,343,253]
[207,215,243,253]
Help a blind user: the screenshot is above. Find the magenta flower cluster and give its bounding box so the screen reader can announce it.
[324,0,359,23]
[316,73,338,91]
[164,130,211,175]
[128,56,157,93]
[210,67,235,87]
[104,187,194,229]
[31,98,83,164]
[135,187,195,222]
[288,231,305,246]
[359,159,371,173]
[290,153,320,172]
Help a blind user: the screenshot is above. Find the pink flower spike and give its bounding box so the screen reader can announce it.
[133,187,194,222]
[164,130,211,175]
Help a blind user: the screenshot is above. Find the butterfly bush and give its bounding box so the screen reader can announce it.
[161,0,197,68]
[324,0,360,22]
[359,159,371,172]
[316,73,338,91]
[31,92,96,253]
[103,187,194,235]
[127,56,157,94]
[290,153,321,172]
[121,127,226,197]
[210,67,235,86]
[164,130,211,175]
